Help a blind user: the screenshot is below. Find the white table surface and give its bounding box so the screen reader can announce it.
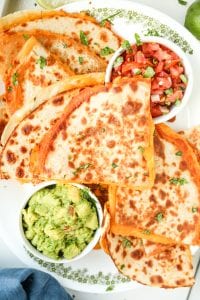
[0,0,200,299]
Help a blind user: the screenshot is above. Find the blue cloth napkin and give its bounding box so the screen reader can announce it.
[0,268,72,300]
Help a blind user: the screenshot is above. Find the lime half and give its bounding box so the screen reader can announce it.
[36,0,77,9]
[185,0,200,40]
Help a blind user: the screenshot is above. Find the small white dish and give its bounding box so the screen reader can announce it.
[105,36,193,124]
[19,180,103,263]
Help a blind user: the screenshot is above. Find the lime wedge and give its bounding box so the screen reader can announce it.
[36,0,77,9]
[184,0,200,40]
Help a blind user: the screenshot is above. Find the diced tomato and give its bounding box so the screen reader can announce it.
[151,76,172,90]
[170,66,184,78]
[153,48,171,61]
[156,71,169,78]
[151,89,164,95]
[150,103,162,118]
[166,90,183,103]
[164,59,180,69]
[142,43,160,54]
[155,61,164,73]
[121,62,141,74]
[134,51,146,64]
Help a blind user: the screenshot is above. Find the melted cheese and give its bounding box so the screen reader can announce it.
[39,78,154,189]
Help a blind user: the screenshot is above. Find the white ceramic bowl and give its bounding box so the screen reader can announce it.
[105,36,193,124]
[19,181,103,263]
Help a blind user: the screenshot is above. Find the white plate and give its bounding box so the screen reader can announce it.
[0,0,200,293]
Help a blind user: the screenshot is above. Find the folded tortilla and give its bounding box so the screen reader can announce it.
[0,10,121,62]
[32,77,155,189]
[110,123,200,245]
[0,30,106,82]
[0,73,105,180]
[4,36,73,115]
[100,204,194,288]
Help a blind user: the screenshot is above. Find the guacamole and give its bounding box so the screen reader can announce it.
[22,184,99,260]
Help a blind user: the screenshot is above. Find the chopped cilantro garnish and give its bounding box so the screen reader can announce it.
[12,72,19,86]
[175,99,181,106]
[7,86,12,92]
[23,33,30,40]
[73,163,92,176]
[121,40,132,52]
[138,146,144,153]
[180,74,187,83]
[63,43,67,48]
[36,56,47,69]
[165,88,173,95]
[169,177,188,185]
[192,207,198,213]
[134,33,142,46]
[100,46,114,57]
[155,212,164,222]
[80,31,89,46]
[122,238,132,248]
[120,264,125,270]
[113,56,124,68]
[100,11,121,27]
[143,229,151,235]
[68,155,72,161]
[106,285,115,292]
[178,0,187,5]
[78,56,84,64]
[143,66,155,78]
[112,162,118,169]
[175,151,182,156]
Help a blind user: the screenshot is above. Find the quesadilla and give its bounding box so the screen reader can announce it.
[0,10,121,62]
[5,36,73,115]
[101,204,194,288]
[0,73,105,180]
[110,123,200,245]
[1,72,105,146]
[0,30,106,82]
[180,125,200,162]
[33,77,155,189]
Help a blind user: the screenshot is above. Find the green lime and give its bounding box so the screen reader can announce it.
[36,0,76,9]
[185,0,200,39]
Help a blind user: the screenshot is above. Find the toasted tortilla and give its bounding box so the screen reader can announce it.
[110,123,200,245]
[101,204,194,288]
[180,125,200,162]
[0,101,8,141]
[0,10,121,62]
[4,36,73,115]
[0,72,105,180]
[1,72,105,146]
[0,30,106,82]
[33,77,155,189]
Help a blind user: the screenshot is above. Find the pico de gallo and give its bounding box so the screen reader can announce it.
[111,36,188,118]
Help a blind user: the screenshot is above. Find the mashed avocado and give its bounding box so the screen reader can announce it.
[22,184,99,260]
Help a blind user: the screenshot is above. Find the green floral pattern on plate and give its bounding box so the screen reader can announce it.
[27,250,130,286]
[88,8,193,54]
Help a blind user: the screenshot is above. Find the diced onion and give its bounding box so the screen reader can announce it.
[151,94,160,103]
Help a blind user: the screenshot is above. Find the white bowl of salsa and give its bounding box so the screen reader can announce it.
[105,36,193,124]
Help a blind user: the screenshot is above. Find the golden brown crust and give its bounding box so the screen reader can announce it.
[0,10,98,33]
[32,85,106,176]
[1,72,105,146]
[109,123,200,245]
